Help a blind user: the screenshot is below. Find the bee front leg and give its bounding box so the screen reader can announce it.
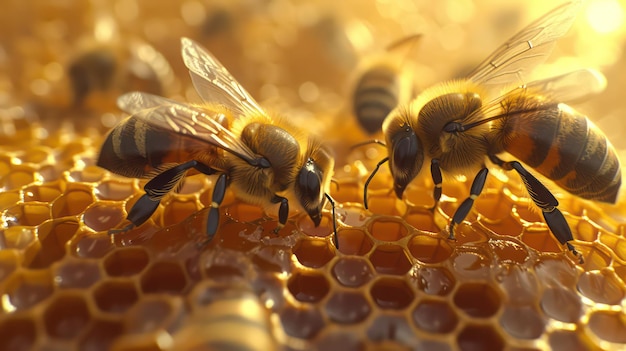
[448,167,489,240]
[271,195,289,234]
[430,158,443,212]
[489,154,583,264]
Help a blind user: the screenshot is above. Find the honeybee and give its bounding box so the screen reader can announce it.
[97,37,336,246]
[351,34,422,135]
[170,284,278,351]
[364,1,621,263]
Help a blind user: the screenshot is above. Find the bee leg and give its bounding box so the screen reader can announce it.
[429,158,443,212]
[271,195,289,234]
[489,155,583,264]
[109,194,159,234]
[448,167,489,240]
[203,173,228,245]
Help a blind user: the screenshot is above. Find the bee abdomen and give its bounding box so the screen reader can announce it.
[502,104,621,203]
[97,117,176,178]
[353,66,400,134]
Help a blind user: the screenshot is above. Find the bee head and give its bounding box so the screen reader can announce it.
[295,143,334,226]
[386,120,423,199]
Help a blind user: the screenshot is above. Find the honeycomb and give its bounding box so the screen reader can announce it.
[1,0,626,351]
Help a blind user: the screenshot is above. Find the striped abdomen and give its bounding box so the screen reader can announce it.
[97,116,222,178]
[498,98,621,203]
[353,65,403,135]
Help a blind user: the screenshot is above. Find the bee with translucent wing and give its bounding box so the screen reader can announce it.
[364,1,621,263]
[98,37,337,246]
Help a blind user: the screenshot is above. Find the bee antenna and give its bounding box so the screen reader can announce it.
[324,193,338,248]
[330,178,340,192]
[363,157,389,210]
[351,139,387,150]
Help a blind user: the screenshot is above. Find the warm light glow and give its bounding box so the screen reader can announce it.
[586,0,625,34]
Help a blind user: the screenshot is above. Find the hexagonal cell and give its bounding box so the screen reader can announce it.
[500,305,545,339]
[67,165,106,183]
[577,270,624,305]
[250,244,293,275]
[587,310,626,343]
[83,203,125,232]
[370,277,414,310]
[43,293,91,339]
[297,213,334,239]
[161,197,201,227]
[369,244,412,275]
[404,210,439,232]
[408,234,453,263]
[2,269,54,311]
[0,190,21,212]
[0,316,37,351]
[140,260,188,294]
[540,287,582,323]
[520,228,562,255]
[490,239,529,264]
[55,257,101,289]
[336,228,373,255]
[498,265,539,305]
[104,246,150,277]
[293,239,334,268]
[4,202,51,226]
[125,295,184,334]
[453,282,501,318]
[287,271,330,303]
[331,257,374,287]
[548,331,588,351]
[411,266,456,296]
[78,318,125,351]
[457,324,504,351]
[19,145,53,164]
[337,206,369,227]
[368,218,409,242]
[1,166,37,190]
[367,314,417,345]
[451,250,493,280]
[0,249,19,282]
[575,219,600,242]
[72,232,115,259]
[366,194,406,217]
[279,305,325,339]
[412,299,458,334]
[50,187,94,218]
[325,291,371,324]
[474,190,513,221]
[534,257,578,287]
[96,180,135,200]
[93,279,139,313]
[26,218,79,268]
[2,226,36,249]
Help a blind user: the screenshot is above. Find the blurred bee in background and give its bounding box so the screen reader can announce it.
[97,37,337,246]
[351,34,422,135]
[67,39,174,108]
[364,0,621,263]
[170,283,278,351]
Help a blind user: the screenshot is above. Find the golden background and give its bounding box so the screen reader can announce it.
[0,0,625,350]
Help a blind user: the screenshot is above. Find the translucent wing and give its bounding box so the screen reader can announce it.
[467,68,605,126]
[180,37,265,118]
[118,91,260,164]
[468,1,583,86]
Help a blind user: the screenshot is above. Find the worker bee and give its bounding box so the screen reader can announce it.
[351,34,422,135]
[364,1,621,263]
[97,37,336,245]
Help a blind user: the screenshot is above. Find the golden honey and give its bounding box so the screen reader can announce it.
[1,0,626,351]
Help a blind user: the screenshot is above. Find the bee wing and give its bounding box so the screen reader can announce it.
[468,69,606,125]
[118,91,260,164]
[181,37,265,118]
[468,1,582,86]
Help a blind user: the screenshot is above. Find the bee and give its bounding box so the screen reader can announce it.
[97,37,337,246]
[364,1,621,263]
[170,284,278,351]
[351,34,422,135]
